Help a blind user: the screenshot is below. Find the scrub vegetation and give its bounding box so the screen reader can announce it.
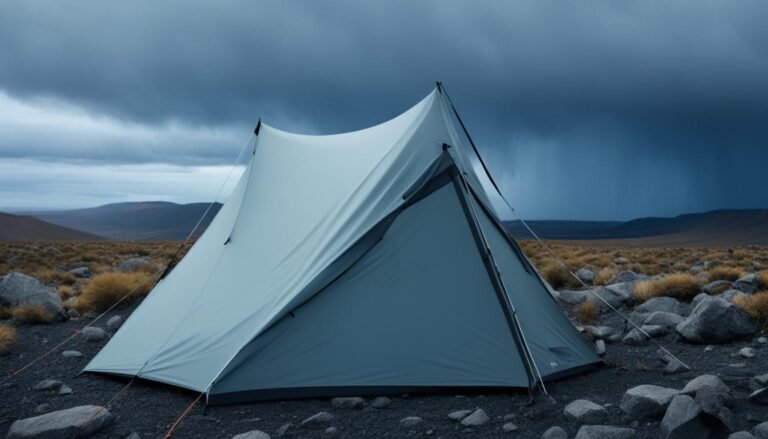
[75,272,154,312]
[10,304,54,324]
[0,323,17,353]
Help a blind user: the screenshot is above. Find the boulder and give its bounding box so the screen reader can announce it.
[399,416,422,427]
[695,387,735,431]
[232,431,270,439]
[564,399,607,424]
[681,375,730,397]
[542,426,569,439]
[6,405,112,438]
[68,267,91,278]
[702,280,734,294]
[609,270,643,284]
[720,290,744,302]
[749,388,768,405]
[574,425,636,439]
[620,384,679,419]
[0,272,66,320]
[117,258,151,272]
[460,408,489,426]
[636,297,681,315]
[577,268,596,284]
[370,396,391,408]
[330,397,365,409]
[735,274,759,294]
[301,412,335,426]
[448,410,473,421]
[660,395,711,439]
[106,315,123,330]
[81,326,108,342]
[676,297,757,343]
[643,311,684,328]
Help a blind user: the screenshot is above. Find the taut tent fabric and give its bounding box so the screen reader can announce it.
[85,86,599,404]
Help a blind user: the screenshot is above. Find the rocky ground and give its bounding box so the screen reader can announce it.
[1,264,768,438]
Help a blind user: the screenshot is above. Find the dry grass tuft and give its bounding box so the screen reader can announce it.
[705,266,747,283]
[733,291,768,328]
[576,301,599,325]
[758,271,768,289]
[31,268,76,285]
[594,268,618,286]
[633,273,701,303]
[76,272,154,312]
[540,262,581,289]
[11,304,54,324]
[0,323,17,352]
[56,285,76,300]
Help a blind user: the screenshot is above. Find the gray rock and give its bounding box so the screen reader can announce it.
[106,315,123,330]
[275,423,291,437]
[640,324,668,337]
[370,396,391,408]
[33,379,63,391]
[754,422,768,439]
[542,426,568,439]
[58,384,73,395]
[721,290,744,302]
[0,272,66,320]
[703,280,734,294]
[81,326,108,342]
[636,297,682,315]
[758,337,767,344]
[66,309,80,319]
[681,375,730,397]
[585,325,617,340]
[664,358,688,375]
[577,268,596,284]
[735,274,759,294]
[460,408,490,426]
[692,293,714,308]
[399,416,422,427]
[117,258,150,272]
[620,384,679,419]
[595,339,606,356]
[7,405,112,439]
[622,329,647,346]
[126,433,141,439]
[609,270,643,284]
[729,432,756,439]
[695,387,735,431]
[564,399,607,424]
[448,410,473,421]
[739,347,756,358]
[301,412,335,426]
[643,311,684,328]
[33,404,51,414]
[502,422,519,432]
[558,289,592,305]
[62,350,83,358]
[324,426,338,435]
[330,397,365,409]
[660,395,710,439]
[676,297,757,343]
[600,284,634,306]
[575,425,636,439]
[749,387,768,405]
[750,373,768,391]
[68,267,91,278]
[232,431,270,439]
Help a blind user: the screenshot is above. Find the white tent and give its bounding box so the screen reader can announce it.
[85,85,599,404]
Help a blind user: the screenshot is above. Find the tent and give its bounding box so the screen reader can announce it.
[84,85,600,405]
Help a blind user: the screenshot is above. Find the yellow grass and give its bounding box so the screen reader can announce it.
[540,262,581,289]
[56,285,76,300]
[11,304,54,324]
[632,273,701,303]
[733,291,768,328]
[594,268,617,286]
[576,301,599,325]
[31,268,76,285]
[705,266,747,282]
[758,271,768,289]
[0,323,17,352]
[76,272,154,312]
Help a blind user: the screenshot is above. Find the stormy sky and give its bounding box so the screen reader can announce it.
[1,1,767,220]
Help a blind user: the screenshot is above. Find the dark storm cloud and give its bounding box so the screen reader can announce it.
[0,1,767,218]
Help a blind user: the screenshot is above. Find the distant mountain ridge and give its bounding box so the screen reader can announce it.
[505,208,768,246]
[0,212,104,241]
[29,201,222,240]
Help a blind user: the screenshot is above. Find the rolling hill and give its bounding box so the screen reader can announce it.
[0,212,104,241]
[30,202,222,241]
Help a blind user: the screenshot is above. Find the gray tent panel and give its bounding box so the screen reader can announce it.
[209,182,528,403]
[468,192,600,380]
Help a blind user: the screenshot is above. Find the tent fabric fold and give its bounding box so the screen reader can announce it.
[84,86,600,402]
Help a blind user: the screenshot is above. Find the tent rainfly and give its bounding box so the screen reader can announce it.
[84,85,600,405]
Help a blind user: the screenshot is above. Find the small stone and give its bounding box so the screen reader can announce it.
[58,384,73,395]
[448,409,473,421]
[461,408,490,426]
[324,427,338,435]
[753,422,768,439]
[758,337,768,344]
[620,384,679,419]
[67,308,81,319]
[564,399,607,424]
[749,388,768,405]
[69,267,92,278]
[6,405,112,439]
[275,423,291,437]
[301,412,334,426]
[232,431,271,439]
[370,396,391,408]
[595,339,606,356]
[729,432,756,439]
[106,315,123,330]
[664,358,687,375]
[622,329,647,346]
[62,350,83,358]
[126,433,141,439]
[81,326,108,342]
[681,375,730,397]
[33,379,63,391]
[704,345,715,352]
[750,373,768,390]
[330,397,365,409]
[739,347,756,358]
[542,426,568,439]
[400,416,422,427]
[502,422,518,432]
[34,403,51,414]
[574,425,636,439]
